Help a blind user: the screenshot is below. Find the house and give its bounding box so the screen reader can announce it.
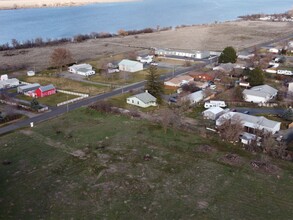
[237,51,255,60]
[17,83,40,93]
[189,72,214,82]
[164,75,194,88]
[118,59,143,72]
[126,91,157,108]
[212,63,234,72]
[182,90,204,104]
[35,84,56,98]
[243,85,278,103]
[202,107,225,120]
[68,64,95,76]
[216,112,281,134]
[0,78,20,89]
[155,48,210,59]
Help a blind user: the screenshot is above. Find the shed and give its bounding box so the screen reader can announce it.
[17,83,40,93]
[119,59,143,72]
[35,84,56,98]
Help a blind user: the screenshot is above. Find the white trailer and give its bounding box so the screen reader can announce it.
[204,100,226,108]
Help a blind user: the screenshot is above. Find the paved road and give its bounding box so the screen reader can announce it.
[0,65,197,135]
[235,107,285,116]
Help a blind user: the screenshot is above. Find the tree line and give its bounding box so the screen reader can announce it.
[0,26,172,51]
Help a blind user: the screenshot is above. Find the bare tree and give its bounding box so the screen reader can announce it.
[217,116,243,142]
[50,48,73,72]
[159,108,173,134]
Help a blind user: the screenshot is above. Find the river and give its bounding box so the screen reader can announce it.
[0,0,292,44]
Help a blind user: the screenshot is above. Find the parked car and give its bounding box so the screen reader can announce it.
[243,110,250,114]
[168,97,177,103]
[150,62,158,66]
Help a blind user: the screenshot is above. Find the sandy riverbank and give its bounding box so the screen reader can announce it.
[1,20,293,71]
[0,0,138,10]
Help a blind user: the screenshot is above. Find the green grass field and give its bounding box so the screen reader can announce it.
[16,93,78,106]
[0,108,293,219]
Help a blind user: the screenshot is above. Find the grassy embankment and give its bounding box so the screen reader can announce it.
[0,107,293,219]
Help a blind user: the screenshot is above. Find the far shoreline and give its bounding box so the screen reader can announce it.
[0,0,139,10]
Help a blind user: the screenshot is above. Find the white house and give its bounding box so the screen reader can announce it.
[269,48,279,54]
[68,64,95,76]
[126,91,157,108]
[119,59,143,73]
[164,75,194,88]
[0,78,20,89]
[202,107,225,120]
[216,112,281,134]
[137,55,153,64]
[243,85,278,103]
[182,90,204,104]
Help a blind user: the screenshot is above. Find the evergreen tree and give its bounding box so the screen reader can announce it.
[31,98,40,110]
[247,67,264,86]
[218,46,237,63]
[145,66,164,103]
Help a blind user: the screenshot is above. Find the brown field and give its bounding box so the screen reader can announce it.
[2,21,293,74]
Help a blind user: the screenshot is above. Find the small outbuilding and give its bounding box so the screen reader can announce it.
[127,91,157,108]
[35,84,56,98]
[119,59,143,72]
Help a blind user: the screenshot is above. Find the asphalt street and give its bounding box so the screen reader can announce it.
[0,65,196,135]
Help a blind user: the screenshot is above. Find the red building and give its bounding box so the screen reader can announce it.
[189,72,214,82]
[35,84,56,98]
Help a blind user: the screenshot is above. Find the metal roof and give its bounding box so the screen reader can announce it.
[131,92,156,104]
[218,112,280,130]
[243,84,278,98]
[38,84,55,92]
[119,59,142,67]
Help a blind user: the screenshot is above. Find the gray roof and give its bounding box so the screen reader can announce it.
[132,92,156,103]
[243,84,278,98]
[19,83,40,90]
[203,107,224,115]
[119,59,142,67]
[77,68,92,73]
[219,112,280,130]
[39,84,55,92]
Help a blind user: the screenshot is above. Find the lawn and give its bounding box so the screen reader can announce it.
[16,92,78,106]
[20,75,109,95]
[0,108,293,219]
[88,68,168,85]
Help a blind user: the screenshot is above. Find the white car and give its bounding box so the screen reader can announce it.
[150,62,158,66]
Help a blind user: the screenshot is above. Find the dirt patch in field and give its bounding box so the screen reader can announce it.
[218,153,244,166]
[196,145,217,154]
[250,160,282,175]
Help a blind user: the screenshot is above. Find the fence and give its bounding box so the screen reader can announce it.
[56,89,89,106]
[57,89,89,98]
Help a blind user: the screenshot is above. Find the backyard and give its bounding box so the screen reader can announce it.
[0,107,293,219]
